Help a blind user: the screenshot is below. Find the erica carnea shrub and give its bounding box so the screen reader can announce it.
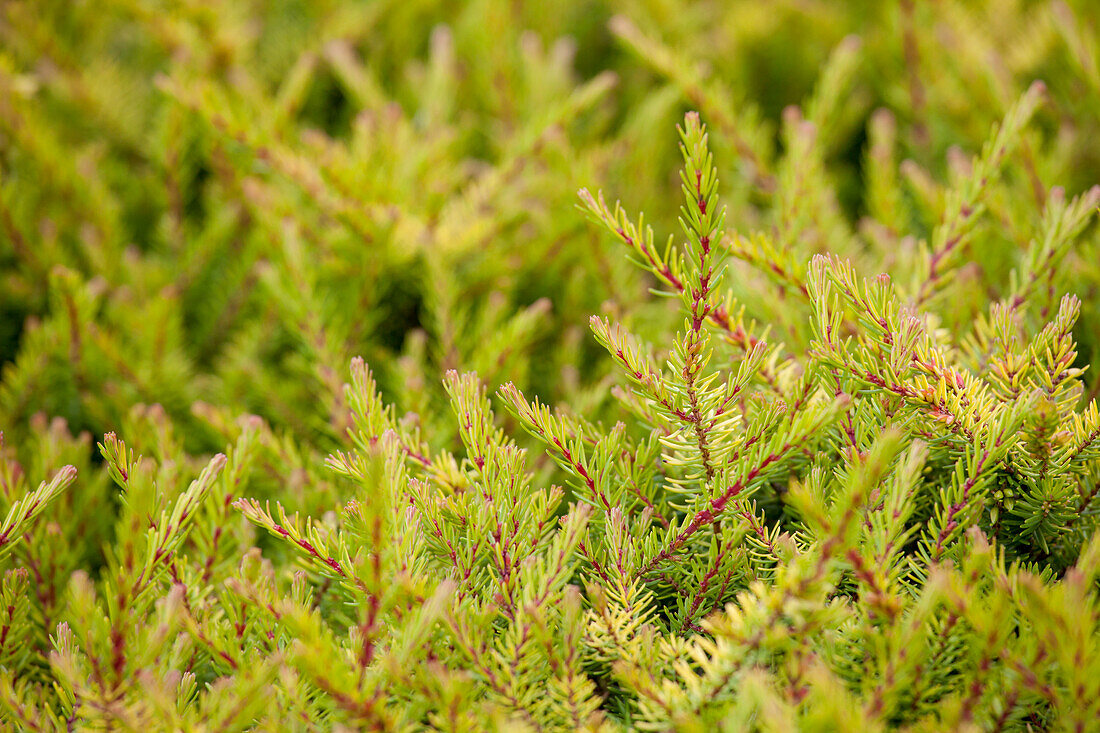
[3,1,1100,731]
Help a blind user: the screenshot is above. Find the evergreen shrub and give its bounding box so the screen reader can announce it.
[2,1,1100,730]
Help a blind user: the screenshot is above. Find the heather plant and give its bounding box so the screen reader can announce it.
[3,1,1100,731]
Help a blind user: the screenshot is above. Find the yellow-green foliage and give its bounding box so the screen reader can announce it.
[2,1,1100,730]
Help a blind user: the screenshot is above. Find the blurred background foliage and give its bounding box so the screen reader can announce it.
[1,0,1099,460]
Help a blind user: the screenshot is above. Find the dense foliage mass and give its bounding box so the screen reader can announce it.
[3,1,1100,730]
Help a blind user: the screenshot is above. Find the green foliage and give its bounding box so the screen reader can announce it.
[3,0,1100,730]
